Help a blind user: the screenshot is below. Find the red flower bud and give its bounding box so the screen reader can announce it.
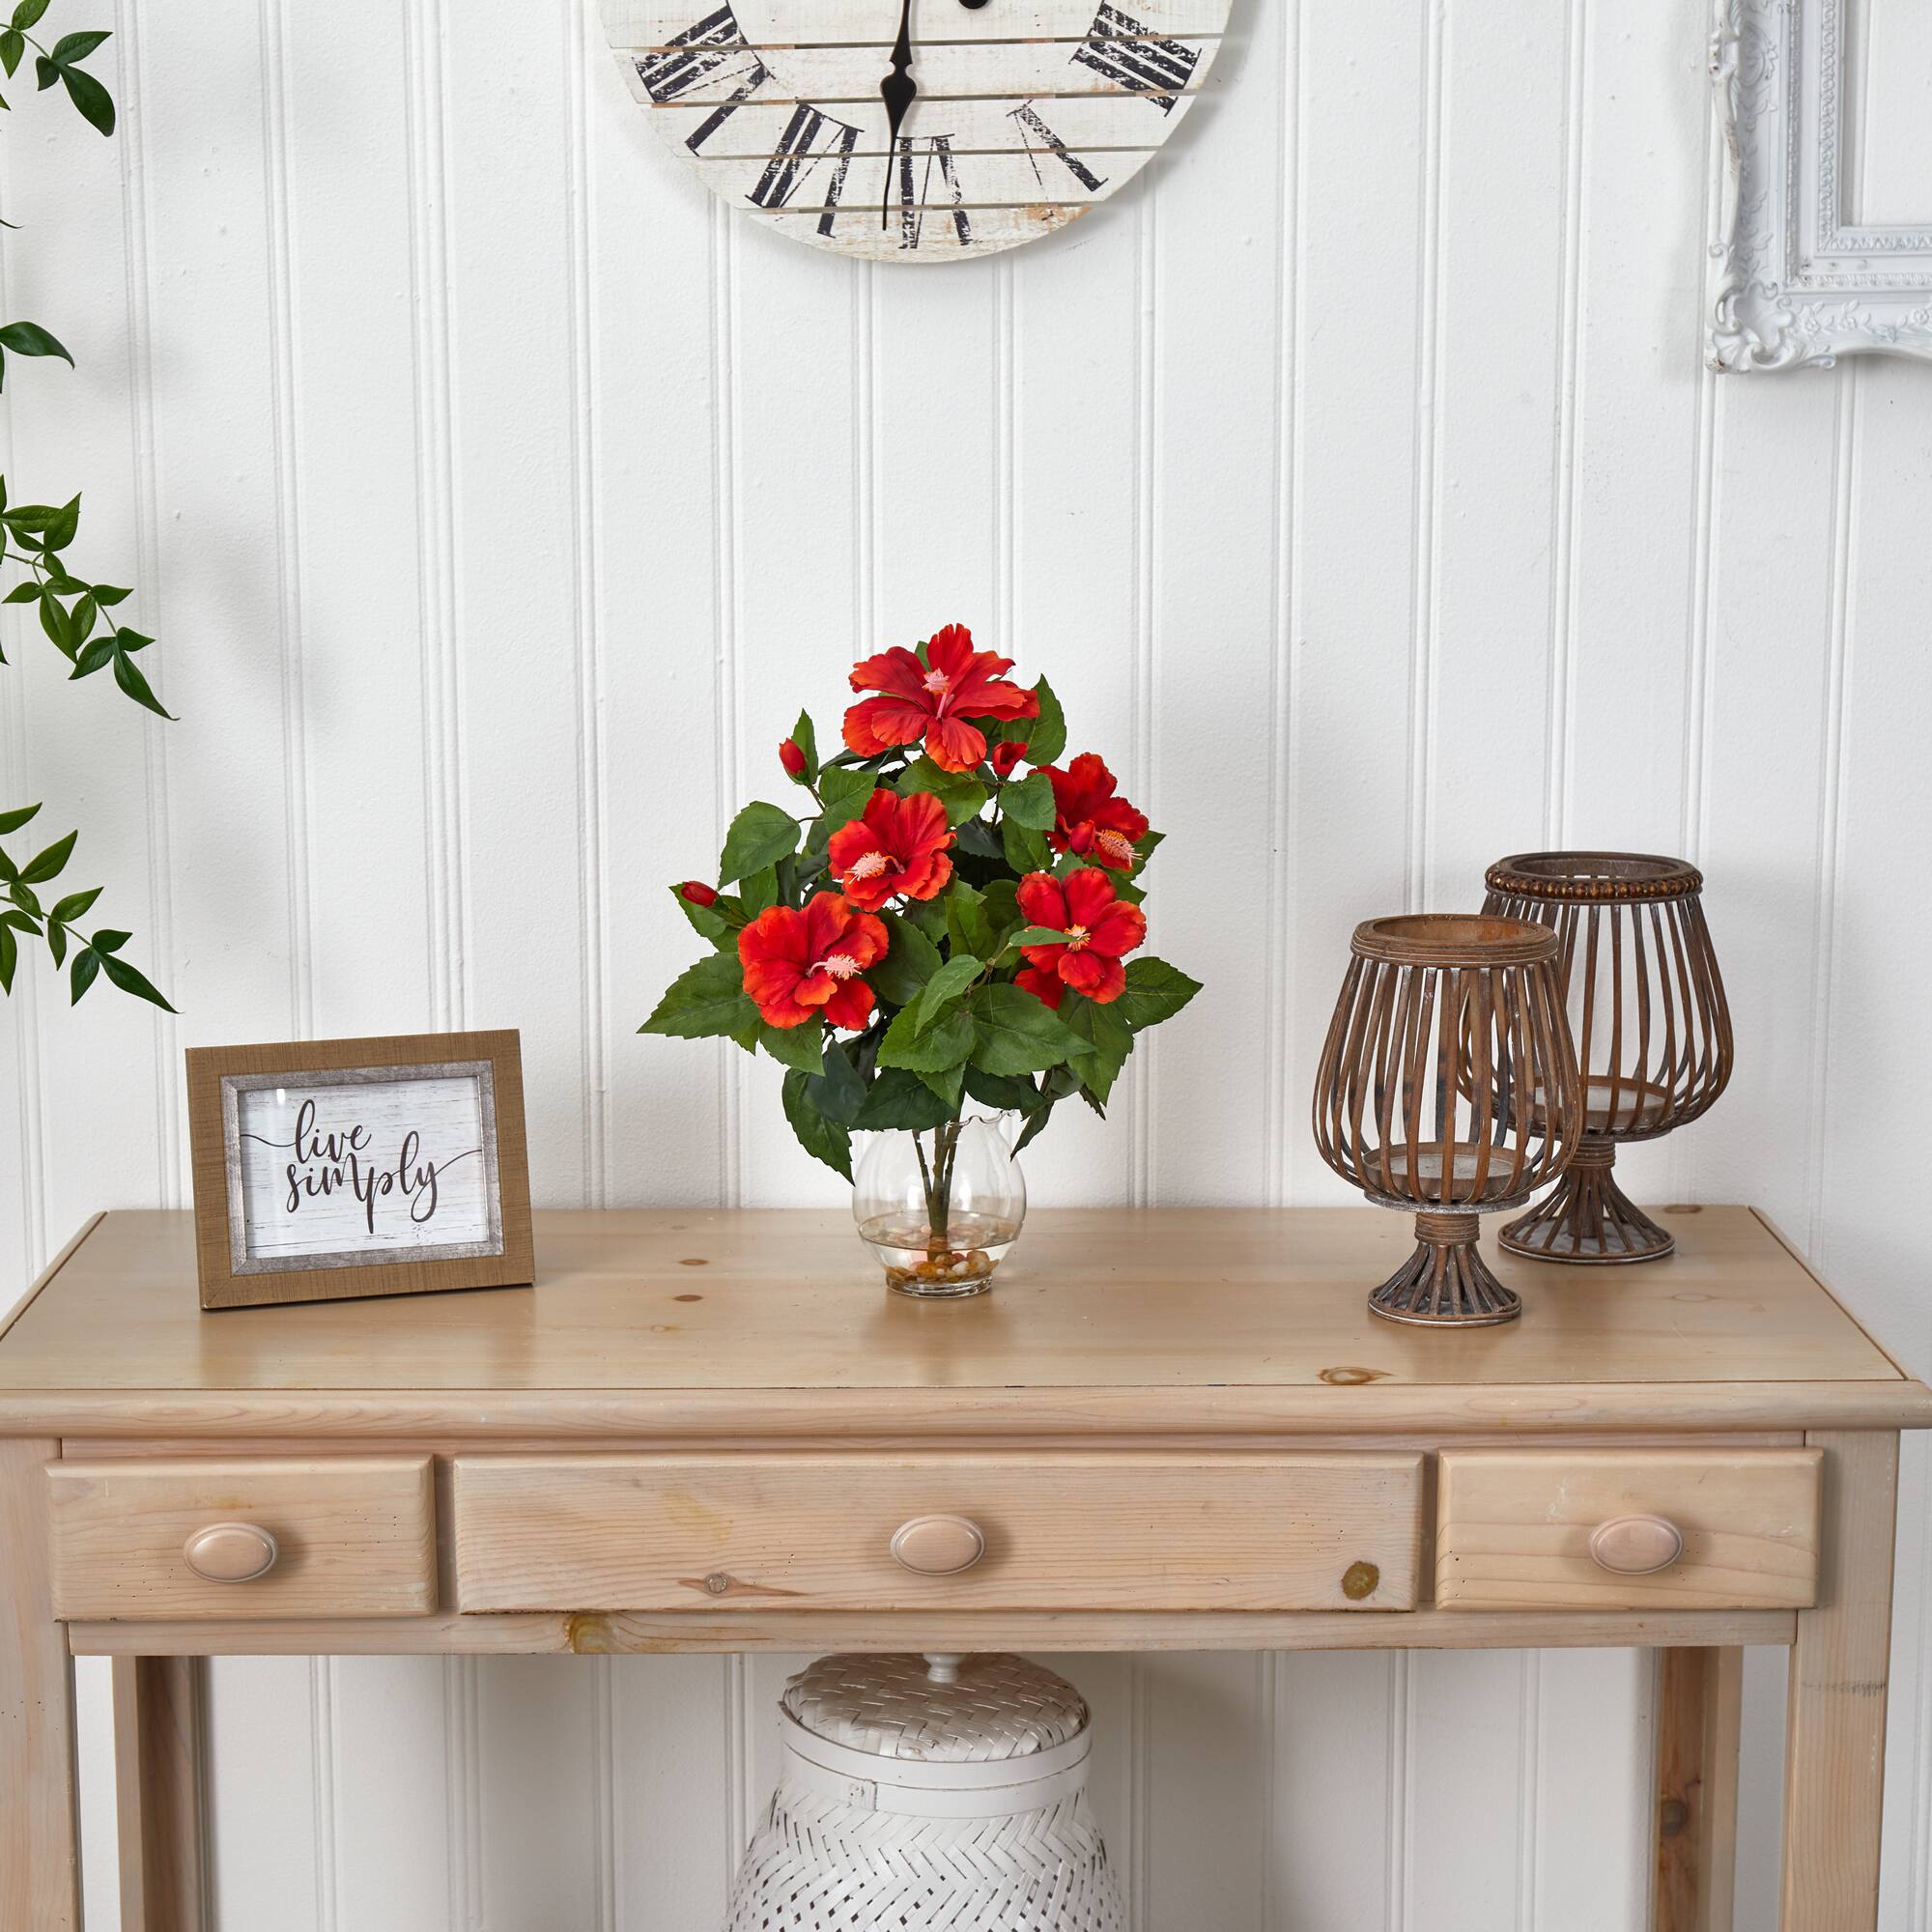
[990,740,1027,778]
[779,737,809,779]
[679,880,720,907]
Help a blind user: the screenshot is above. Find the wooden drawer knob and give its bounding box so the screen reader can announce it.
[183,1521,280,1584]
[1588,1514,1684,1576]
[890,1514,986,1577]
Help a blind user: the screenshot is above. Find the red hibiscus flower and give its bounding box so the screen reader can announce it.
[738,893,889,1031]
[827,788,955,911]
[1044,753,1150,872]
[842,623,1039,774]
[1016,867,1148,1006]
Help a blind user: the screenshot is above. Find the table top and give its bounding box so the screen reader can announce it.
[1,1207,1926,1440]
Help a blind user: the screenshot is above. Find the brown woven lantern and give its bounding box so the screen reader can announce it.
[1481,852,1733,1264]
[1313,914,1582,1327]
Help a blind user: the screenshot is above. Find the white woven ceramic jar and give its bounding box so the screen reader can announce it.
[724,1652,1125,1932]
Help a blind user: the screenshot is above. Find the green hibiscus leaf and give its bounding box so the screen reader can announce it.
[671,883,730,944]
[788,708,819,781]
[639,950,757,1039]
[758,1019,825,1072]
[1000,769,1056,832]
[810,763,877,840]
[854,1066,958,1131]
[962,1065,1040,1112]
[0,321,71,366]
[867,910,941,1006]
[1002,817,1052,876]
[917,1060,966,1110]
[967,982,1085,1077]
[1023,675,1066,766]
[1114,957,1203,1033]
[915,953,981,1032]
[781,1068,852,1179]
[1058,991,1135,1106]
[717,800,800,885]
[944,879,994,961]
[878,1001,975,1073]
[897,754,987,828]
[807,1035,867,1126]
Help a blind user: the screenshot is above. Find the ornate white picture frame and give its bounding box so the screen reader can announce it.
[1710,0,1932,370]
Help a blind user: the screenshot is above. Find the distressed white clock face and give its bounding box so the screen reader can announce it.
[600,0,1233,261]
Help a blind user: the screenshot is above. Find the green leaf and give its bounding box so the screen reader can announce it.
[2,582,36,604]
[1002,817,1052,876]
[11,0,48,30]
[1000,769,1056,832]
[788,709,818,781]
[781,1068,852,1179]
[897,755,987,827]
[0,30,20,75]
[813,763,875,827]
[44,918,64,966]
[854,1066,957,1131]
[71,637,113,677]
[807,1036,867,1126]
[111,642,174,718]
[962,1065,1041,1112]
[917,1060,966,1111]
[0,321,71,366]
[737,865,780,919]
[18,828,74,882]
[867,909,941,1006]
[639,950,757,1039]
[0,801,40,835]
[69,945,99,1003]
[717,800,800,884]
[1010,924,1073,949]
[91,582,131,607]
[49,886,100,923]
[878,1001,974,1073]
[90,927,131,954]
[1014,1100,1059,1153]
[1024,676,1066,766]
[31,51,53,89]
[944,879,994,961]
[671,882,730,944]
[98,952,175,1010]
[59,63,112,134]
[1114,956,1204,1033]
[967,982,1085,1077]
[38,590,72,656]
[758,1019,825,1072]
[0,923,14,992]
[49,29,110,62]
[916,952,982,1032]
[44,495,79,550]
[1059,992,1134,1105]
[980,878,1020,952]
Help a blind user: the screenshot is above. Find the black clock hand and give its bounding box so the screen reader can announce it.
[880,0,916,228]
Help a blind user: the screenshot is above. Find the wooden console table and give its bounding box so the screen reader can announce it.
[3,1205,1927,1930]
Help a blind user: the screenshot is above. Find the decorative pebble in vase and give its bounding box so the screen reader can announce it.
[854,1111,1027,1296]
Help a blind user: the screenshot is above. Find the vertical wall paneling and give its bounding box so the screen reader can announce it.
[2,1,1931,1927]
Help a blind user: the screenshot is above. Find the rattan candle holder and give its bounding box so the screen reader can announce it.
[1313,915,1582,1327]
[1482,852,1733,1264]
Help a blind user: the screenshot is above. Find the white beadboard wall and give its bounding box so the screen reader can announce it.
[2,0,1930,1925]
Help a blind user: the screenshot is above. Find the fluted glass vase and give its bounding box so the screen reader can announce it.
[852,1112,1026,1297]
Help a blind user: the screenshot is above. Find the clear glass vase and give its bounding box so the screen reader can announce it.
[853,1113,1027,1297]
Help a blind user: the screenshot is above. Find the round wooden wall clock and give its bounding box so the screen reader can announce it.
[599,2,1234,261]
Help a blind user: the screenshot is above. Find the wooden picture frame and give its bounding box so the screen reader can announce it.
[185,1031,534,1310]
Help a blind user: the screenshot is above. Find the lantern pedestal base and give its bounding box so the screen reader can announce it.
[1499,1140,1673,1264]
[1369,1211,1522,1327]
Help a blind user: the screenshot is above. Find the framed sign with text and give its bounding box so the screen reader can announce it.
[185,1031,534,1309]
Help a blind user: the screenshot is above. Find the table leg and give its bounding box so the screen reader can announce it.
[1653,1645,1743,1932]
[113,1656,207,1932]
[1780,1430,1900,1931]
[1,1435,81,1931]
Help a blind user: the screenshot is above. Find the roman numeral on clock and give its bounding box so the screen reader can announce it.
[1009,102,1108,195]
[1071,2,1202,113]
[894,135,972,251]
[635,3,771,153]
[747,103,864,238]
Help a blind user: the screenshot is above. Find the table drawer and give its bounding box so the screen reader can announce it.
[46,1457,438,1620]
[453,1452,1424,1613]
[1435,1448,1823,1611]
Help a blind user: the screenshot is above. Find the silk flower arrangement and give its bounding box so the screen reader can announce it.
[641,625,1200,1286]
